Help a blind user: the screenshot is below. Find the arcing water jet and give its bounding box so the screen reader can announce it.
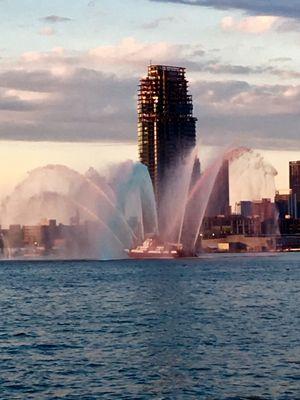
[0,147,278,259]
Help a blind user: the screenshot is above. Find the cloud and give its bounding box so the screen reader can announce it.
[276,18,300,32]
[197,62,274,75]
[88,0,97,6]
[141,17,175,29]
[221,14,300,34]
[221,15,278,33]
[269,57,292,63]
[152,1,300,32]
[39,27,56,36]
[192,80,300,148]
[193,80,300,115]
[150,0,300,19]
[0,38,299,149]
[0,62,299,149]
[88,37,189,71]
[0,68,137,141]
[0,69,63,92]
[16,38,205,76]
[174,59,300,80]
[0,93,41,112]
[41,15,72,23]
[16,38,297,81]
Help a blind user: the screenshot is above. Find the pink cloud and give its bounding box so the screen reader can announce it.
[221,15,279,34]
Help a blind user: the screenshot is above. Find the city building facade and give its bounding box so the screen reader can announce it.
[289,161,300,218]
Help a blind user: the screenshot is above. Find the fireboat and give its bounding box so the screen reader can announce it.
[127,236,184,259]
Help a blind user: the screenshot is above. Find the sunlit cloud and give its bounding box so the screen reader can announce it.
[221,15,278,34]
[0,36,298,149]
[4,89,52,102]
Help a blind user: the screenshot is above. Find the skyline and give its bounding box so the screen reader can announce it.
[0,0,299,196]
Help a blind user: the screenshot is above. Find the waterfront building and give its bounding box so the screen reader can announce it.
[239,201,253,218]
[275,191,293,219]
[289,161,300,218]
[23,225,43,246]
[279,217,300,235]
[233,199,277,235]
[252,198,276,221]
[202,215,262,237]
[138,64,197,203]
[7,225,23,248]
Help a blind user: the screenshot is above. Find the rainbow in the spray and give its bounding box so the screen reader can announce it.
[0,147,277,259]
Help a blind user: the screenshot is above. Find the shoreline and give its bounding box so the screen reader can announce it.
[0,251,299,263]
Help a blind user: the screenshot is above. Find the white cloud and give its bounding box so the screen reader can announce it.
[221,15,279,34]
[88,37,188,71]
[5,89,51,101]
[16,38,204,77]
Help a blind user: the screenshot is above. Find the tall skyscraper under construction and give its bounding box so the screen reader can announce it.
[138,65,198,203]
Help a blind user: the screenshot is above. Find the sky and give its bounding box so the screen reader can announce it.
[0,0,299,193]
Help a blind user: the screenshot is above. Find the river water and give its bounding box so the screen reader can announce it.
[0,253,299,399]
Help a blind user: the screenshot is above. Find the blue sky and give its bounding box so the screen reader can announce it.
[0,0,299,174]
[2,0,299,66]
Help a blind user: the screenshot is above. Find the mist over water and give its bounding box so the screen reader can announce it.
[0,162,157,259]
[229,148,278,208]
[0,147,278,259]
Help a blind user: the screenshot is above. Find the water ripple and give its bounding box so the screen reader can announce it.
[0,253,299,399]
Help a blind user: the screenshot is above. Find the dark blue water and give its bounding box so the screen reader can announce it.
[0,254,299,399]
